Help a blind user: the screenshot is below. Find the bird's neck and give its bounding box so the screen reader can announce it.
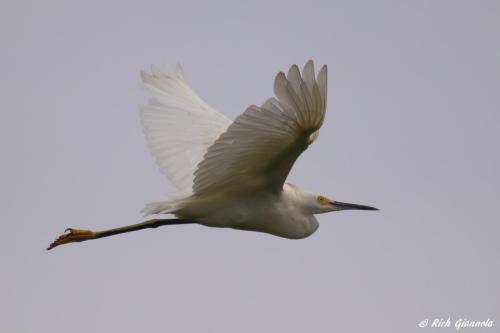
[283,183,316,213]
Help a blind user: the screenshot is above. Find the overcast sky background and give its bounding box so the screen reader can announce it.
[1,1,499,332]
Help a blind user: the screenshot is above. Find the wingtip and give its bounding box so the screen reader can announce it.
[317,64,328,82]
[175,63,187,81]
[140,70,150,81]
[302,60,315,81]
[273,71,287,92]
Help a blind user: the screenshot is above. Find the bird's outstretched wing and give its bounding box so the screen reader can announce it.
[140,65,231,192]
[193,60,327,195]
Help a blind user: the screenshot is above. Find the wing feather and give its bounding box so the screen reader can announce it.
[140,64,231,191]
[193,60,328,195]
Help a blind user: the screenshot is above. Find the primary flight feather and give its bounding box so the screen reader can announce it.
[48,60,377,250]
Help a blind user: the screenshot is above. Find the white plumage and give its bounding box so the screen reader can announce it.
[48,60,377,249]
[140,61,327,217]
[193,63,327,195]
[137,60,376,239]
[140,64,231,193]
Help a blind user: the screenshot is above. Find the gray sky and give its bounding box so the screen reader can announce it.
[1,1,499,332]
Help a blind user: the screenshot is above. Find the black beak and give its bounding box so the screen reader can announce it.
[331,201,379,211]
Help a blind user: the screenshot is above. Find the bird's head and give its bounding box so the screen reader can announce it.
[310,194,378,214]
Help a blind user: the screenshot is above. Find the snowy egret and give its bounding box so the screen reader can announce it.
[48,60,377,250]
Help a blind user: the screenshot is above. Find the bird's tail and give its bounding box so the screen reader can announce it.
[141,201,176,215]
[141,191,191,215]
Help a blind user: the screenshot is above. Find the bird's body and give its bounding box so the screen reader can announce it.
[48,60,377,250]
[175,183,319,239]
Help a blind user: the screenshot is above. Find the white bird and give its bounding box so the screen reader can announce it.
[48,60,377,250]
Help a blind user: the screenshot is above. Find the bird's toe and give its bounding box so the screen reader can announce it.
[47,228,96,250]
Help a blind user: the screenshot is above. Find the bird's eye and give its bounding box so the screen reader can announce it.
[317,196,329,205]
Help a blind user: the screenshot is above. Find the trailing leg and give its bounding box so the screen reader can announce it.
[47,218,197,250]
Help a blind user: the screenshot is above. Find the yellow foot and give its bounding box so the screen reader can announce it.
[47,228,96,250]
